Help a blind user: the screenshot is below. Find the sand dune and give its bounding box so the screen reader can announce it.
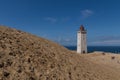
[0,26,120,80]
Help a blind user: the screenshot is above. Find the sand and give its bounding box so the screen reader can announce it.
[83,52,120,70]
[0,26,120,80]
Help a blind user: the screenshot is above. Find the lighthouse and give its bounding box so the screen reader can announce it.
[77,25,87,54]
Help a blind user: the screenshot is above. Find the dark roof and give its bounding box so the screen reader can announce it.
[80,25,85,31]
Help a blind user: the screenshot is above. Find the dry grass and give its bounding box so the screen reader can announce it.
[0,26,120,80]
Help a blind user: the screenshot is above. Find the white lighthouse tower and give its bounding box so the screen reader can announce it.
[77,25,87,54]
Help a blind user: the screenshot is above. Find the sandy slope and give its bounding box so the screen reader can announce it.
[82,52,120,70]
[0,26,120,80]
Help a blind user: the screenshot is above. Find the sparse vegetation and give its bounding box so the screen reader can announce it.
[3,72,10,77]
[102,52,106,55]
[111,56,115,60]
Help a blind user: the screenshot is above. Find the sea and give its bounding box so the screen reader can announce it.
[65,46,120,54]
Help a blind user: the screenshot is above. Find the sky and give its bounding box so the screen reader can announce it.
[0,0,120,46]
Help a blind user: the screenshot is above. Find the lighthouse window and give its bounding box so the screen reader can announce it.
[83,51,85,53]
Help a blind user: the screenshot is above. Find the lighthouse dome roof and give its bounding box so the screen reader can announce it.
[80,25,85,31]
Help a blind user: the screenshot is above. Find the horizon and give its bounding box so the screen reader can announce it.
[0,0,120,46]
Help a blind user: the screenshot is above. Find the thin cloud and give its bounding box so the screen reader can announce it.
[92,40,120,44]
[54,36,76,46]
[44,17,70,23]
[89,36,120,46]
[44,17,57,23]
[81,9,94,18]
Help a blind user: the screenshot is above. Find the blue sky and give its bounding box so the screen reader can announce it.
[0,0,120,46]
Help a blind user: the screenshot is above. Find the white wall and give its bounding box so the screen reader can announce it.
[77,31,87,53]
